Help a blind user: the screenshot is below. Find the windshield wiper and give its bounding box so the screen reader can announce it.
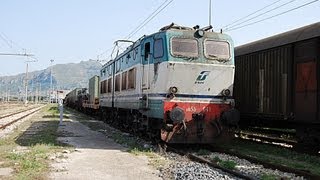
[208,54,218,59]
[208,54,229,63]
[174,55,197,61]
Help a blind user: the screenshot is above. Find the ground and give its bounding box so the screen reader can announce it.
[49,119,161,180]
[0,105,162,180]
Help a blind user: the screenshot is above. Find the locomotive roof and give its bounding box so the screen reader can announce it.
[101,24,232,68]
[235,22,320,56]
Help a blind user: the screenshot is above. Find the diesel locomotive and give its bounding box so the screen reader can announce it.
[98,23,239,143]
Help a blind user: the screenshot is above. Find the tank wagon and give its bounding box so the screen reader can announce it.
[100,23,239,143]
[234,22,320,147]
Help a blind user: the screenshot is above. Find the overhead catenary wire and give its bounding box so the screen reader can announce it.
[225,0,319,32]
[0,32,26,52]
[126,0,173,40]
[0,31,35,59]
[94,0,174,61]
[224,0,297,31]
[0,34,13,49]
[221,0,283,30]
[125,0,174,40]
[125,0,172,40]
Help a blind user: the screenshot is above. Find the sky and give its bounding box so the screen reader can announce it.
[0,0,319,75]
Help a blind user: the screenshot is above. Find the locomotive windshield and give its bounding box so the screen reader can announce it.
[204,40,230,60]
[171,38,198,58]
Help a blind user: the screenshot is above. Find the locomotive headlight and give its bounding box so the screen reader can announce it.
[169,86,178,94]
[170,107,185,123]
[222,89,231,96]
[195,29,205,37]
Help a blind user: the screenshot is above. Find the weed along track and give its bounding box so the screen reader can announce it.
[0,105,74,179]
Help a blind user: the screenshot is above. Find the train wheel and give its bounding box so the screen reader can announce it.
[100,109,107,122]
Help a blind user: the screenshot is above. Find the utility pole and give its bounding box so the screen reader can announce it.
[39,83,41,102]
[25,62,28,104]
[50,59,54,103]
[0,50,35,104]
[6,79,8,102]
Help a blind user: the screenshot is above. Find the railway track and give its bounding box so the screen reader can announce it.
[207,145,320,180]
[165,145,256,180]
[0,106,43,130]
[235,129,320,155]
[235,130,296,147]
[68,107,320,178]
[164,144,320,179]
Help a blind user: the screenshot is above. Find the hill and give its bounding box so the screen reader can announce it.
[0,60,102,97]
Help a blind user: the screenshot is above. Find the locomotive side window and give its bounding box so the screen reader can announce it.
[100,81,104,93]
[115,74,121,92]
[154,38,163,58]
[101,68,106,77]
[116,60,121,72]
[100,80,108,93]
[107,78,112,93]
[204,40,230,60]
[144,42,150,61]
[171,38,198,58]
[128,68,136,89]
[121,71,127,90]
[133,48,138,60]
[108,65,112,76]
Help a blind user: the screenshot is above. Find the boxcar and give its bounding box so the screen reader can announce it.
[234,22,320,146]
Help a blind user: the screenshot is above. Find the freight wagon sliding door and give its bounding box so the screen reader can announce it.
[294,39,318,122]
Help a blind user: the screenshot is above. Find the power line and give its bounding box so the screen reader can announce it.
[126,0,174,40]
[0,34,13,49]
[224,0,297,31]
[125,0,172,39]
[0,32,26,51]
[221,0,283,29]
[225,0,319,32]
[94,0,174,61]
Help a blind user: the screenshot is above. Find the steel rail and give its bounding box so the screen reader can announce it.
[166,145,256,180]
[0,107,43,129]
[0,106,41,120]
[209,145,320,179]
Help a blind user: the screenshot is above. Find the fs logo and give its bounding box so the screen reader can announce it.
[195,71,210,84]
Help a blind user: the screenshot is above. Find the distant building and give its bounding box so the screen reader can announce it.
[50,90,71,103]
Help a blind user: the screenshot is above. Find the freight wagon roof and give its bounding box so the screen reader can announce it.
[235,22,320,56]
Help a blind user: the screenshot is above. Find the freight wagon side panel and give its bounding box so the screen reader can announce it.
[234,45,293,120]
[89,75,100,104]
[293,38,319,123]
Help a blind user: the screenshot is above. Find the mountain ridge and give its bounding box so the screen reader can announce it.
[0,60,102,97]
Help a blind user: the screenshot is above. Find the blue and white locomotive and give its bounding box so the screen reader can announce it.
[100,23,238,143]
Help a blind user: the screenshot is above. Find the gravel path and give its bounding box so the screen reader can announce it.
[49,118,161,180]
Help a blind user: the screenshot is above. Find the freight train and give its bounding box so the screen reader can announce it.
[65,23,239,144]
[234,22,320,150]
